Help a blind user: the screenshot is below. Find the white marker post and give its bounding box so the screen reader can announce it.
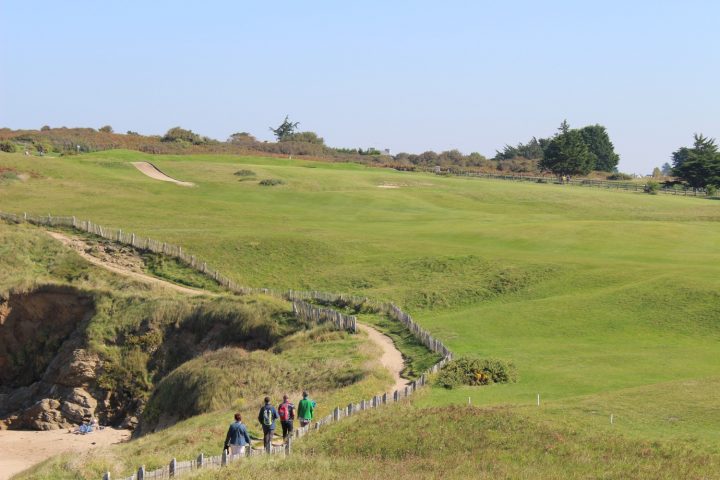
[537,394,540,406]
[468,397,471,406]
[610,414,614,425]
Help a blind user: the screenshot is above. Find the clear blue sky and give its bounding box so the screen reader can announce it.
[1,0,718,173]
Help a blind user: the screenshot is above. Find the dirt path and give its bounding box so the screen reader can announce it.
[47,231,406,390]
[357,323,407,393]
[0,428,130,480]
[46,231,211,296]
[131,161,195,187]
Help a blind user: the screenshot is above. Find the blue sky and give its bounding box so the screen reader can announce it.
[1,0,718,173]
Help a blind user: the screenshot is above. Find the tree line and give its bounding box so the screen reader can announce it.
[2,118,718,189]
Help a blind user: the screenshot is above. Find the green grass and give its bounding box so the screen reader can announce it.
[2,149,720,477]
[181,401,720,480]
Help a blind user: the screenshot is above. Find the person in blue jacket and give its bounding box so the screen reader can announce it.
[224,413,251,456]
[257,396,279,453]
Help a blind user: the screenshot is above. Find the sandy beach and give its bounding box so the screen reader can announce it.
[0,428,130,480]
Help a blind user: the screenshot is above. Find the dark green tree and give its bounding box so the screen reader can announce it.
[672,134,720,188]
[99,125,113,133]
[579,125,619,172]
[539,121,595,176]
[269,115,299,141]
[661,162,673,176]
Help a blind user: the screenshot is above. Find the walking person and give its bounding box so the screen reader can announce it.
[277,394,295,443]
[257,396,278,453]
[297,391,315,427]
[224,413,251,457]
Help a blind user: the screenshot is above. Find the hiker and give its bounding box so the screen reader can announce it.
[257,396,279,453]
[224,413,251,457]
[277,394,295,442]
[297,391,315,427]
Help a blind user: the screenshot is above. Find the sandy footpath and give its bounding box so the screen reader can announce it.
[0,428,130,480]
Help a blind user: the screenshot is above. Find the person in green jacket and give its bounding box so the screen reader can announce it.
[297,391,315,427]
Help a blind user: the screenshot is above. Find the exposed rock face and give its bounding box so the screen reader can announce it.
[0,287,108,430]
[0,286,95,388]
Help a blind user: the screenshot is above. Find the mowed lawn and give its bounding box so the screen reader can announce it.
[2,150,719,443]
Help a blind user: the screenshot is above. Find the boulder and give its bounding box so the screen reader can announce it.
[55,349,100,386]
[12,398,70,430]
[61,401,92,425]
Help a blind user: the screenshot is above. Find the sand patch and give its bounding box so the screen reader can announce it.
[131,162,194,187]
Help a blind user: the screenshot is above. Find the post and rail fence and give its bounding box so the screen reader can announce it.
[431,169,720,197]
[0,211,454,480]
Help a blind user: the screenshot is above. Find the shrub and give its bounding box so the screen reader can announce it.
[607,172,633,180]
[0,141,17,153]
[706,185,717,197]
[644,181,660,195]
[436,357,518,389]
[259,178,285,186]
[234,169,256,177]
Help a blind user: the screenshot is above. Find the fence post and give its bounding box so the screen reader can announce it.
[169,458,176,476]
[285,436,292,456]
[197,453,204,468]
[221,448,228,466]
[137,466,145,480]
[333,406,340,421]
[393,390,399,402]
[347,403,354,416]
[102,472,111,480]
[382,392,387,404]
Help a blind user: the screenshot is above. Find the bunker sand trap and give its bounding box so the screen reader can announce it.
[131,161,195,187]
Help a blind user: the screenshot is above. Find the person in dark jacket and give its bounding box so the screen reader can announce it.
[277,394,295,442]
[224,413,251,456]
[257,396,279,453]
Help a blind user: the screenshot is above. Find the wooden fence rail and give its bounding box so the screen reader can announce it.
[0,211,454,480]
[436,170,719,197]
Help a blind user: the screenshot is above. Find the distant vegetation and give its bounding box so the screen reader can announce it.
[671,133,720,189]
[0,117,618,176]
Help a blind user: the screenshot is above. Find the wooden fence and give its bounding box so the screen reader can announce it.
[0,211,454,480]
[436,170,719,197]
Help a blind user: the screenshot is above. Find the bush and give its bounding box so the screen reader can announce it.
[234,169,256,177]
[607,172,633,180]
[259,178,285,186]
[705,185,717,197]
[644,181,660,195]
[436,357,518,389]
[0,141,17,153]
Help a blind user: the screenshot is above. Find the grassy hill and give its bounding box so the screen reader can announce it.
[2,149,719,477]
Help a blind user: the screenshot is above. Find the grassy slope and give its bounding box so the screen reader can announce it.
[3,222,393,479]
[1,150,720,455]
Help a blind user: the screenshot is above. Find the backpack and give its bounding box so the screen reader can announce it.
[278,402,289,421]
[262,406,274,426]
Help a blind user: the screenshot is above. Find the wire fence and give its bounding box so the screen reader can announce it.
[436,170,719,197]
[0,211,454,480]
